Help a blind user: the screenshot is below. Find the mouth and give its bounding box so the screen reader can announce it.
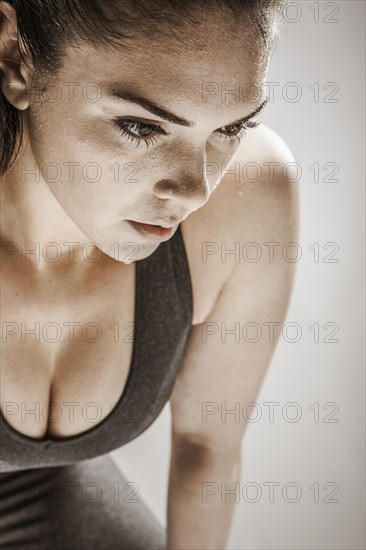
[127,220,179,241]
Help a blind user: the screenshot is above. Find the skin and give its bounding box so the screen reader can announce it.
[1,6,268,263]
[0,3,299,548]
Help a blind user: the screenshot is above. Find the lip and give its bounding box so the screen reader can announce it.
[127,220,179,241]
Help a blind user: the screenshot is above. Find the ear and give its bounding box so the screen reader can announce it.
[0,1,33,110]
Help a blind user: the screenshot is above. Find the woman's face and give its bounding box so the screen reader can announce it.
[22,15,270,262]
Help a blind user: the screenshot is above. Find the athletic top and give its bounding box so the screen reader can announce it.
[0,225,193,473]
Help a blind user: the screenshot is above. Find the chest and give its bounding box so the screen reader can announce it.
[0,261,137,440]
[0,220,231,440]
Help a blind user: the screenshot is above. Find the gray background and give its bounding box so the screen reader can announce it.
[111,2,366,548]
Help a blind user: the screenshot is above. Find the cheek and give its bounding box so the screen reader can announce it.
[27,106,145,217]
[205,140,243,190]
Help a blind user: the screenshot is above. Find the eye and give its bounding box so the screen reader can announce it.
[215,120,260,143]
[113,119,167,149]
[112,117,260,149]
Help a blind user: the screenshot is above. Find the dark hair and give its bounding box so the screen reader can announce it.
[0,0,285,176]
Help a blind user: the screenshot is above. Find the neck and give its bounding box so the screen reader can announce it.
[1,126,96,272]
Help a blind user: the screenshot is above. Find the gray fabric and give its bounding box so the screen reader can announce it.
[0,225,193,547]
[0,454,167,549]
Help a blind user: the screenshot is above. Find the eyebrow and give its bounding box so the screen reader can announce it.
[102,83,269,127]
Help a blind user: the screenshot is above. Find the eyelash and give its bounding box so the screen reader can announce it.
[113,118,260,149]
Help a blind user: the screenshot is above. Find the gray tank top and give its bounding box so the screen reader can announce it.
[0,225,193,472]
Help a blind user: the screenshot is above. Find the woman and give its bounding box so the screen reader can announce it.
[0,0,299,548]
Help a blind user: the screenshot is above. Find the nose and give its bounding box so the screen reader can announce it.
[153,149,211,213]
[153,177,210,213]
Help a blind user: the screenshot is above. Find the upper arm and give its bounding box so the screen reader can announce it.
[169,124,300,456]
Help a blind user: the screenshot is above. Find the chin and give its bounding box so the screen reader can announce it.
[100,240,160,264]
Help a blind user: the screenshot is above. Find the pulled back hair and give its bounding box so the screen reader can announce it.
[0,0,286,176]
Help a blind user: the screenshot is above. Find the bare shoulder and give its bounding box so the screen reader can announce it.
[170,126,300,452]
[181,123,300,325]
[225,122,299,231]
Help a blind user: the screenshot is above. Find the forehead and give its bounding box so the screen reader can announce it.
[56,14,269,113]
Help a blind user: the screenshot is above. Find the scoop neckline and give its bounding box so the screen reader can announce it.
[0,258,142,447]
